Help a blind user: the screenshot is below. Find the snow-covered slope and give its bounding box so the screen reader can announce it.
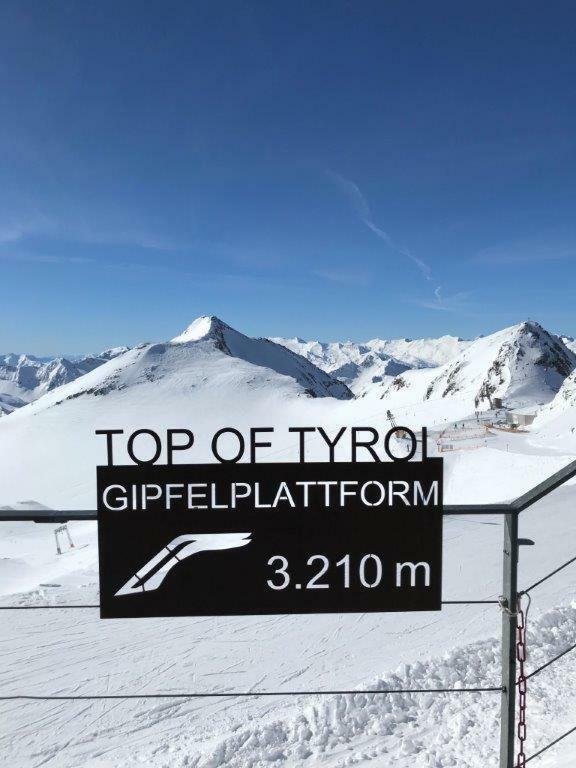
[542,368,576,413]
[171,315,353,400]
[533,367,576,443]
[370,321,575,412]
[98,345,131,360]
[272,334,470,395]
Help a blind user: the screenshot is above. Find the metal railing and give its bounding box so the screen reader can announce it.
[2,456,576,767]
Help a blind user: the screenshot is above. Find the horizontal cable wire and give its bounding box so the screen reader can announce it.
[526,641,576,681]
[0,507,517,521]
[441,599,499,605]
[3,458,576,524]
[0,605,99,609]
[526,723,576,763]
[521,554,576,595]
[0,599,500,610]
[443,509,510,516]
[0,686,503,702]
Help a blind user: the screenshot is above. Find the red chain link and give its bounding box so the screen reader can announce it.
[516,598,528,768]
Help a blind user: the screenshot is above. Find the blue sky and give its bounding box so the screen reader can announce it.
[2,1,576,354]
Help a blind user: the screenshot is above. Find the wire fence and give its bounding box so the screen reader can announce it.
[0,599,501,610]
[2,460,576,766]
[516,546,576,764]
[0,686,504,702]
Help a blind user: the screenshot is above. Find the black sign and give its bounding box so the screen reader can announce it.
[97,460,443,619]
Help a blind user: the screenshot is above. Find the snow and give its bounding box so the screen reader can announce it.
[172,315,221,343]
[186,601,576,768]
[1,315,576,766]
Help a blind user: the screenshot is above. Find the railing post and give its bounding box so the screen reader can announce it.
[500,511,519,768]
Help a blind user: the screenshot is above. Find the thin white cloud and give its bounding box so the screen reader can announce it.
[1,253,95,265]
[313,268,371,287]
[0,208,182,252]
[0,252,295,294]
[328,171,434,283]
[328,172,374,223]
[414,288,471,312]
[0,223,35,244]
[0,212,55,244]
[474,239,576,264]
[326,171,476,313]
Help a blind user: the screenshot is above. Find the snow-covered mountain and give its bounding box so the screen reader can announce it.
[371,321,576,412]
[430,321,574,409]
[0,348,129,411]
[171,316,352,399]
[272,334,470,395]
[18,315,352,417]
[267,338,410,395]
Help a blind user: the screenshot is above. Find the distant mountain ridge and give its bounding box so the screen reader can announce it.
[271,334,471,395]
[0,347,129,414]
[2,318,574,416]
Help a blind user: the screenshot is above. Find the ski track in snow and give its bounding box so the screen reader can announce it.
[184,604,576,768]
[3,603,575,768]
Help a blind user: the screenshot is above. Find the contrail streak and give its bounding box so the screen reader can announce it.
[328,171,435,283]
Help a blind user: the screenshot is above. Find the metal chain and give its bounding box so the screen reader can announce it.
[516,595,528,768]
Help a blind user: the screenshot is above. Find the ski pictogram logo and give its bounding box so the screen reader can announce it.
[115,532,252,596]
